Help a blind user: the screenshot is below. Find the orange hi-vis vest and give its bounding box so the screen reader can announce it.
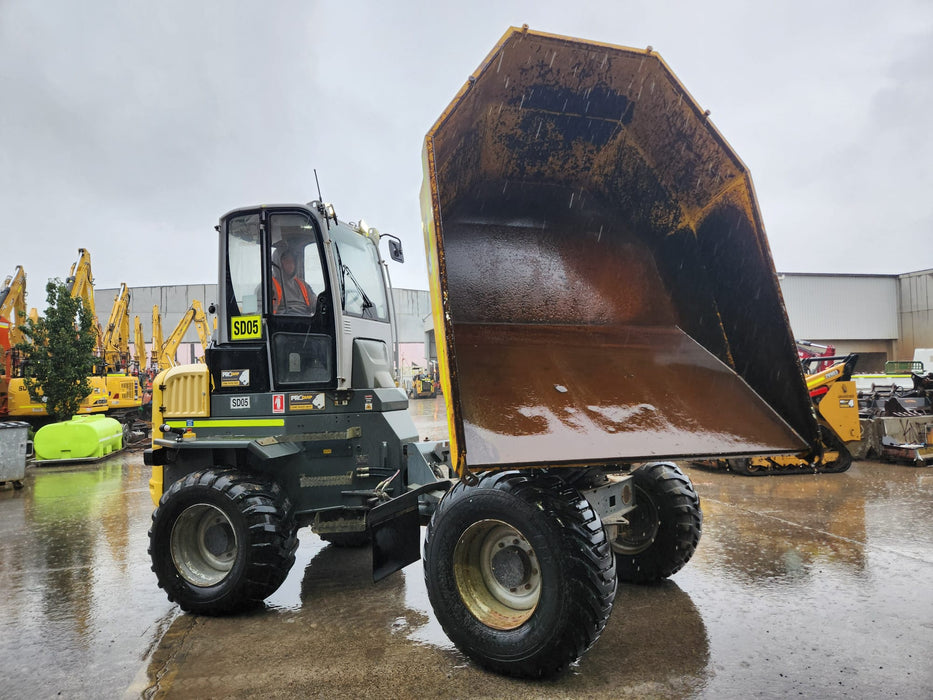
[272,276,311,312]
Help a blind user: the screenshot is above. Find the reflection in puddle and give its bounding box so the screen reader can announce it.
[0,455,175,699]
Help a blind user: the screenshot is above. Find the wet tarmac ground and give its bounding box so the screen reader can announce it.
[1,395,932,699]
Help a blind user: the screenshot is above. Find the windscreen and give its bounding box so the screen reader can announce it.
[332,228,388,321]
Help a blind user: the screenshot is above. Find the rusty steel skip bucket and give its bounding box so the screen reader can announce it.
[420,26,819,473]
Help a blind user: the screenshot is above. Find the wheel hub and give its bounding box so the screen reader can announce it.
[171,503,238,587]
[609,486,659,555]
[454,520,541,630]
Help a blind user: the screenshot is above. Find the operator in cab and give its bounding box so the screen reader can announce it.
[272,248,316,315]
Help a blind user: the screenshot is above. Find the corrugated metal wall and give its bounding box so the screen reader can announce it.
[778,274,899,340]
[96,284,218,344]
[897,270,933,356]
[391,288,432,344]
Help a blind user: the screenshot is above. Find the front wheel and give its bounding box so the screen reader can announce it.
[149,469,298,615]
[423,471,616,679]
[609,462,702,584]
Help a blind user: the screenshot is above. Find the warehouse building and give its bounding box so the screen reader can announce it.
[779,270,933,372]
[97,267,933,379]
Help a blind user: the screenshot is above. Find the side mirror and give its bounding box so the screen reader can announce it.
[388,239,404,263]
[381,234,404,263]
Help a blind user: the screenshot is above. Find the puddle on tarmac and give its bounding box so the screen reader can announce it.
[0,453,176,699]
[4,415,932,699]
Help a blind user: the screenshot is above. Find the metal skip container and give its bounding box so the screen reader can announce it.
[0,421,29,488]
[421,27,820,472]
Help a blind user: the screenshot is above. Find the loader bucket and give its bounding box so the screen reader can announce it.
[421,27,820,472]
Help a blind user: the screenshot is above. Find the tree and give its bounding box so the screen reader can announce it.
[14,279,99,422]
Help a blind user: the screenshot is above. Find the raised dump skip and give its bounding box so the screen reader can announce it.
[421,27,820,470]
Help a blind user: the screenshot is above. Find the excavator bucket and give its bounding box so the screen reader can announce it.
[421,27,820,472]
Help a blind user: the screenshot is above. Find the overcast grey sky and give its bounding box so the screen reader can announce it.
[2,0,931,301]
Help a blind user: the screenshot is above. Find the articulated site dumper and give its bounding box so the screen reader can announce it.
[144,27,821,679]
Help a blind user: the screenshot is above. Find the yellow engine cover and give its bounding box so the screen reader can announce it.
[148,364,210,507]
[816,380,861,443]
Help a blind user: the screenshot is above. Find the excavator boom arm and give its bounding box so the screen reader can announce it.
[191,300,212,361]
[133,315,146,371]
[101,283,131,370]
[151,305,163,369]
[65,248,103,353]
[0,266,28,347]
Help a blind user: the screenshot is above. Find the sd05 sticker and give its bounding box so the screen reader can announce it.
[230,396,251,409]
[230,315,262,340]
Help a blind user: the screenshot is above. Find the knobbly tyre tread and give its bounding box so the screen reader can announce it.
[148,468,298,615]
[423,471,616,679]
[614,462,702,584]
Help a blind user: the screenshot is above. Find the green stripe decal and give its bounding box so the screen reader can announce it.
[165,419,285,428]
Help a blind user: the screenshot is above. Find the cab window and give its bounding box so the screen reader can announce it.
[268,213,326,316]
[226,213,262,316]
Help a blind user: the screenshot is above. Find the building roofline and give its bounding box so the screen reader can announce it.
[777,271,900,279]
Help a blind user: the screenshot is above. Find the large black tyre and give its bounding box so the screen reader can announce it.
[423,471,616,679]
[148,469,298,615]
[610,462,702,584]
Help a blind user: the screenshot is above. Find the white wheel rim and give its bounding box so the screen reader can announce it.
[170,503,237,587]
[453,519,541,630]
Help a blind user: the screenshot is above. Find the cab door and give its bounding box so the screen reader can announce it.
[209,206,337,395]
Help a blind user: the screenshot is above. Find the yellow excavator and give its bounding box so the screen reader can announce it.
[0,265,28,417]
[5,251,110,423]
[0,265,28,347]
[99,283,143,413]
[155,300,212,371]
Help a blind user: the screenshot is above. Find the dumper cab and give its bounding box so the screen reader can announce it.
[145,203,452,592]
[206,203,396,397]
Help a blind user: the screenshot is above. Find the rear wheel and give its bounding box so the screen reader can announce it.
[609,462,702,584]
[149,469,298,615]
[423,471,616,678]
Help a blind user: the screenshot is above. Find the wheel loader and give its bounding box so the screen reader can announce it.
[145,27,822,679]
